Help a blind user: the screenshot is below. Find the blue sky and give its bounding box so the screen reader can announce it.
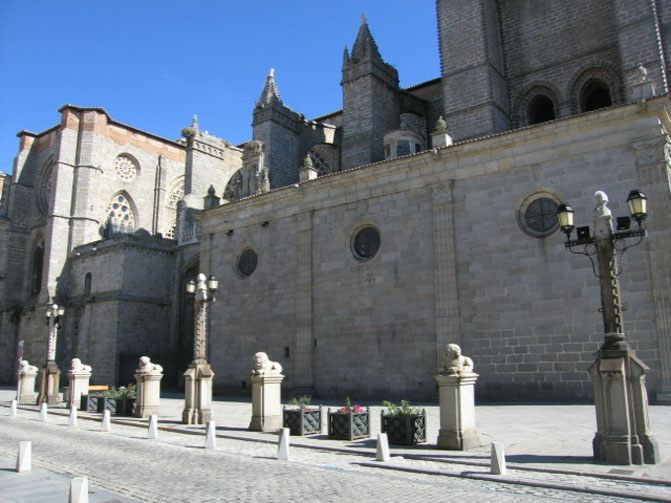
[0,1,440,175]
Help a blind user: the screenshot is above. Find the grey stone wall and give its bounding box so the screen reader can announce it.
[200,98,671,402]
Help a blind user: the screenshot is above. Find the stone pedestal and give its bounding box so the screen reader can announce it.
[37,361,61,406]
[67,359,92,410]
[134,357,163,419]
[182,362,215,425]
[249,373,285,432]
[18,360,38,404]
[589,348,659,465]
[435,372,480,450]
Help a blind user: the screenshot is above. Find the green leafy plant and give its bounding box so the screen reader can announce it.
[288,395,312,409]
[101,385,136,399]
[382,400,425,416]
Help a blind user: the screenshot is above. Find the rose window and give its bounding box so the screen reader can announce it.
[115,155,138,182]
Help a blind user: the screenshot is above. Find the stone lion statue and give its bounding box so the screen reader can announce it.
[19,360,38,375]
[69,358,92,373]
[251,352,283,376]
[136,356,163,374]
[441,344,474,375]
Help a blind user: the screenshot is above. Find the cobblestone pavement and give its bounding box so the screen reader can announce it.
[1,405,670,503]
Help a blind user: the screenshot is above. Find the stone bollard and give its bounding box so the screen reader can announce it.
[205,421,216,449]
[148,415,158,439]
[68,407,78,427]
[18,360,39,404]
[134,356,163,419]
[101,410,111,432]
[39,403,48,422]
[491,442,507,475]
[277,428,290,460]
[69,476,88,503]
[16,441,31,472]
[249,352,284,432]
[376,432,390,462]
[435,344,481,450]
[67,358,92,410]
[9,399,17,416]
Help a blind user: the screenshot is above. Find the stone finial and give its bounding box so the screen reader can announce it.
[136,356,163,375]
[207,185,216,196]
[435,116,447,134]
[594,190,611,218]
[69,358,91,374]
[441,344,474,375]
[251,352,283,376]
[636,63,648,83]
[303,155,313,170]
[257,68,282,106]
[191,114,199,130]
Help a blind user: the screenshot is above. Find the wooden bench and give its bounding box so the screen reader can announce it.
[87,385,109,392]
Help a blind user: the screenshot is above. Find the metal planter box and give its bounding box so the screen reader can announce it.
[283,407,322,436]
[381,413,427,445]
[80,394,99,412]
[327,408,370,440]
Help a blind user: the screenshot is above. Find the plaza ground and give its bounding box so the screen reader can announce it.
[0,387,669,502]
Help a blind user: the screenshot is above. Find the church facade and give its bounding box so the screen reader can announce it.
[1,0,670,402]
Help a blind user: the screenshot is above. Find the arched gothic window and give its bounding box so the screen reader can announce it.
[105,193,136,234]
[528,95,556,124]
[581,78,612,112]
[31,240,44,296]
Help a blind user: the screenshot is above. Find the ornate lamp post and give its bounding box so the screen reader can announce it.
[182,273,218,424]
[37,302,64,405]
[557,190,659,465]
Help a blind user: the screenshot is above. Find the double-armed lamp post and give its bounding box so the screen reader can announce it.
[556,190,658,465]
[182,273,218,425]
[37,302,64,405]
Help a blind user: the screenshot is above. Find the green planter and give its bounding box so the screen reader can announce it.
[381,412,427,445]
[327,408,370,440]
[283,406,322,436]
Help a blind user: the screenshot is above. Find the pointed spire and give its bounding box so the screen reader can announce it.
[343,45,350,65]
[257,68,282,106]
[191,114,199,130]
[351,14,382,61]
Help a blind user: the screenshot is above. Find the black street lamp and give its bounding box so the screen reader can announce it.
[557,190,658,465]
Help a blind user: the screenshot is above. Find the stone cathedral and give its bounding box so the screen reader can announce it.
[1,0,670,403]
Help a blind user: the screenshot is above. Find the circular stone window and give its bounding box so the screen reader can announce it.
[352,225,381,260]
[115,155,138,182]
[237,248,258,277]
[519,193,560,237]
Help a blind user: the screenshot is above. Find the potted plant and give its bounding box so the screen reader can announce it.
[283,395,322,436]
[380,400,426,445]
[328,397,370,440]
[95,385,136,416]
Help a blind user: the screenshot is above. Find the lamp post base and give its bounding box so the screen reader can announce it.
[589,345,659,465]
[37,361,61,406]
[182,361,214,425]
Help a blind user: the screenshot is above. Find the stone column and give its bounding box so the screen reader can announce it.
[294,211,314,395]
[632,135,671,404]
[435,344,480,450]
[182,273,216,425]
[249,352,285,432]
[38,304,62,406]
[134,356,163,418]
[430,182,461,371]
[18,360,38,404]
[67,358,92,410]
